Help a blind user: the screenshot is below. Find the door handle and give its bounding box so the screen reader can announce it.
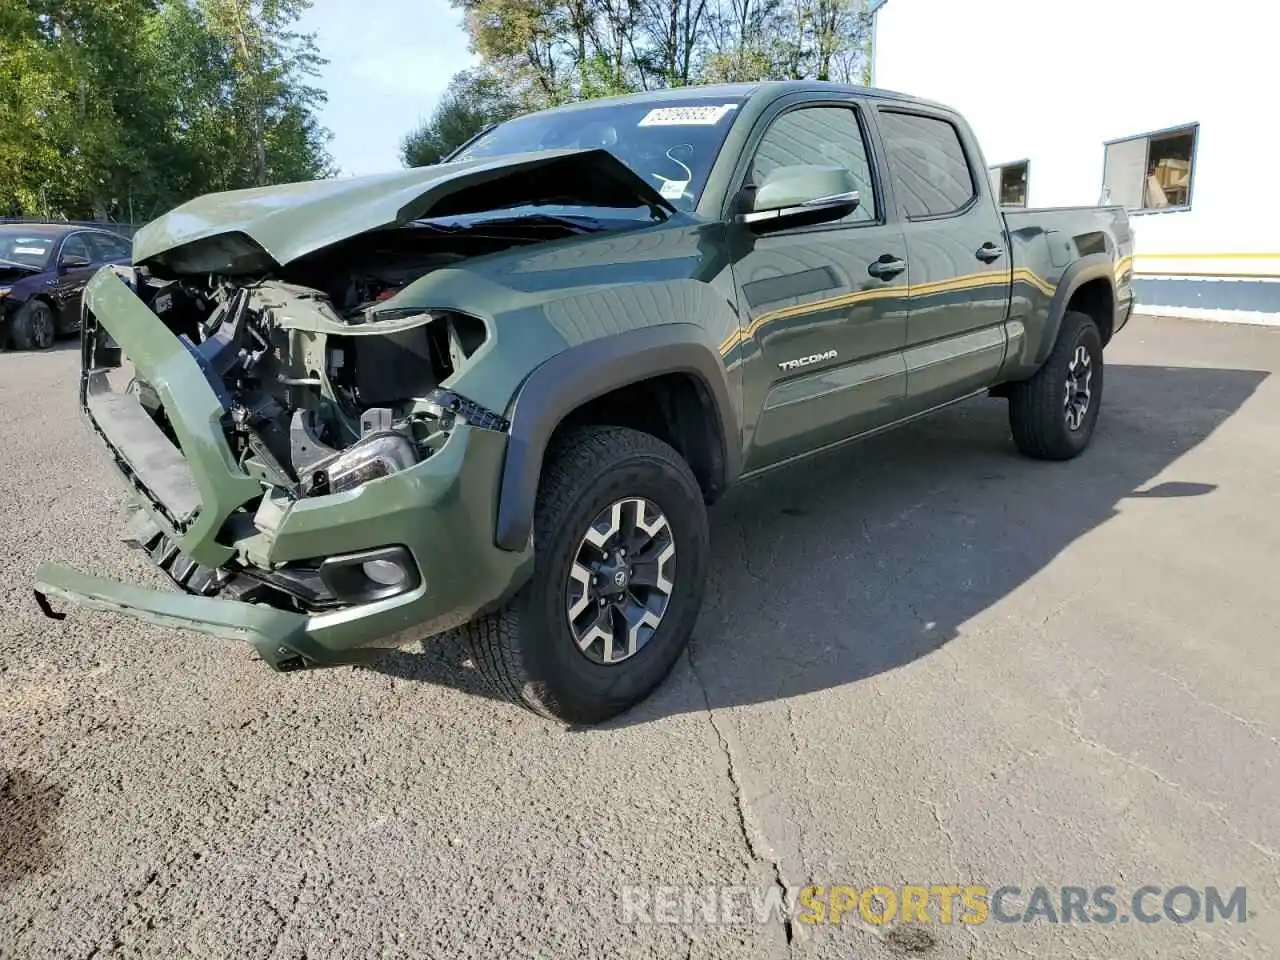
[867,255,906,280]
[975,242,1004,263]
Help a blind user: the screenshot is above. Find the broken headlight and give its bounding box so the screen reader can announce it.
[309,430,417,496]
[326,432,417,491]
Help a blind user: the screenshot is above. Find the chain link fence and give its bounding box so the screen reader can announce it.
[0,217,140,237]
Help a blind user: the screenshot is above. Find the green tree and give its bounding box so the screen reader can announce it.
[401,69,520,167]
[0,0,333,222]
[439,0,872,113]
[199,0,333,187]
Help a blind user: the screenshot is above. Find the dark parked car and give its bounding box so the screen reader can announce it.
[0,223,132,350]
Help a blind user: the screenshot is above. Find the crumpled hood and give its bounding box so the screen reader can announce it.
[133,148,675,274]
[0,262,40,283]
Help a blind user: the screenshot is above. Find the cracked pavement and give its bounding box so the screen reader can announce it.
[2,316,1278,958]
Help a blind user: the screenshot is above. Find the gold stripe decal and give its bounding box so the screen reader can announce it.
[720,266,1065,356]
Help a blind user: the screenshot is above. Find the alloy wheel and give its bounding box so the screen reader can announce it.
[32,305,55,349]
[1064,344,1093,431]
[566,497,675,665]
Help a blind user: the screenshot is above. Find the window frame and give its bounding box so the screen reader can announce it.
[1102,122,1199,216]
[722,94,893,234]
[89,231,131,262]
[990,159,1030,208]
[57,232,95,264]
[875,106,981,222]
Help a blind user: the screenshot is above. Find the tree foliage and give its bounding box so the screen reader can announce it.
[0,0,333,221]
[400,0,871,165]
[401,68,520,168]
[448,0,871,112]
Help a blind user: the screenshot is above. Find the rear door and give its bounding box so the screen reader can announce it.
[875,108,1011,414]
[730,97,910,472]
[89,231,133,266]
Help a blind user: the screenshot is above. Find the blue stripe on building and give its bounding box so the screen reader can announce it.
[1134,278,1280,313]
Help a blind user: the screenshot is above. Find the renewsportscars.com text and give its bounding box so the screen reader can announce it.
[619,884,1248,926]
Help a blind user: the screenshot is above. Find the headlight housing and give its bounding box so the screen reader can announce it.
[308,431,417,496]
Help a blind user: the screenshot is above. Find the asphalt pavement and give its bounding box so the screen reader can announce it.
[2,315,1277,959]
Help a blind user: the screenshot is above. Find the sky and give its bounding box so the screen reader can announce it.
[297,0,477,177]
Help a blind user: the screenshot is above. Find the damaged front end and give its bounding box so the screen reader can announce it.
[35,263,528,671]
[34,147,672,669]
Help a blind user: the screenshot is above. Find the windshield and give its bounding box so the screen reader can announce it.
[454,97,746,212]
[0,229,56,269]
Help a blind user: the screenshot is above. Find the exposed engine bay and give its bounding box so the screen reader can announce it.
[121,219,577,501]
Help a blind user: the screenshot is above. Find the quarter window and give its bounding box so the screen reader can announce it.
[879,111,976,218]
[749,106,877,224]
[1102,125,1196,212]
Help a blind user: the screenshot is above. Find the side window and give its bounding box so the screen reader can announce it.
[879,111,976,218]
[91,233,131,261]
[60,234,94,262]
[749,106,876,224]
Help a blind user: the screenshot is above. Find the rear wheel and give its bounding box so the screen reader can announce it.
[1008,310,1104,460]
[12,301,57,351]
[461,425,710,723]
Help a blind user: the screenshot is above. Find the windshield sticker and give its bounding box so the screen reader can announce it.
[639,104,737,127]
[12,246,47,255]
[659,179,689,200]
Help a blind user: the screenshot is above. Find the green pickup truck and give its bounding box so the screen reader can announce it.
[35,81,1134,723]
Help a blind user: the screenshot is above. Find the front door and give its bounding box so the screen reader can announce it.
[876,109,1012,414]
[730,101,910,473]
[50,232,98,332]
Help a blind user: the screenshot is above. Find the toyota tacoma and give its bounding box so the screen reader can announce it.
[34,81,1134,723]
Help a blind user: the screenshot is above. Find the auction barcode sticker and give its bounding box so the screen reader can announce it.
[638,104,737,127]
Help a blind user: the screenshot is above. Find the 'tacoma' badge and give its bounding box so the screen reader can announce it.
[778,350,837,371]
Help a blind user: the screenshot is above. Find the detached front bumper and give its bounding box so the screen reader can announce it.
[35,563,315,668]
[36,268,532,670]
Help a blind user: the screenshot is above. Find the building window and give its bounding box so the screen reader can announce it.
[989,161,1028,207]
[1102,124,1197,213]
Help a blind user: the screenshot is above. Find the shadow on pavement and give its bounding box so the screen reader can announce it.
[0,769,65,889]
[374,364,1267,722]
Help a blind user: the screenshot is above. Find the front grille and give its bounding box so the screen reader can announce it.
[85,379,202,527]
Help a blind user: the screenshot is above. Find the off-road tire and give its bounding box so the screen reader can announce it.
[1008,310,1104,460]
[12,300,57,351]
[461,426,710,723]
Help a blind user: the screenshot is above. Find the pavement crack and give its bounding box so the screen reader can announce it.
[784,703,801,758]
[687,645,794,950]
[914,795,961,878]
[994,692,1279,864]
[734,515,766,585]
[1148,667,1280,748]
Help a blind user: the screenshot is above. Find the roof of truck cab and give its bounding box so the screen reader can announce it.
[518,81,951,117]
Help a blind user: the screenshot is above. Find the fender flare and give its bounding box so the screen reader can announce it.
[494,323,741,551]
[1035,253,1117,365]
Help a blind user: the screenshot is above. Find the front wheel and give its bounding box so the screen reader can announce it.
[1008,311,1104,460]
[461,426,710,723]
[12,300,57,351]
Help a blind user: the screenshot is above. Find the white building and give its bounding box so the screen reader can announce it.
[869,0,1280,322]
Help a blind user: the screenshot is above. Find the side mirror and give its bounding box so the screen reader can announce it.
[58,254,92,271]
[737,165,860,230]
